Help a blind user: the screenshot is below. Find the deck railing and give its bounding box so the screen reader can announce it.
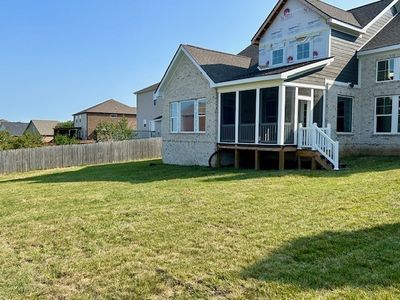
[239,124,256,143]
[298,123,339,170]
[260,123,278,144]
[220,124,235,143]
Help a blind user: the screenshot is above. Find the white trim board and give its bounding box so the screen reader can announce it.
[358,44,400,57]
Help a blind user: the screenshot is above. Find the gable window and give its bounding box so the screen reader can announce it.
[337,96,353,133]
[170,99,206,133]
[375,96,396,133]
[272,49,284,65]
[297,42,310,60]
[377,59,395,82]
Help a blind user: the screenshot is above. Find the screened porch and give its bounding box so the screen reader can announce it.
[218,85,325,146]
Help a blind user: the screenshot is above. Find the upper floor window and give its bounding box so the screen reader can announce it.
[272,49,284,65]
[374,96,400,134]
[377,59,395,82]
[297,42,310,60]
[153,93,157,106]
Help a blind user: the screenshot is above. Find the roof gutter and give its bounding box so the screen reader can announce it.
[358,44,400,57]
[327,19,366,36]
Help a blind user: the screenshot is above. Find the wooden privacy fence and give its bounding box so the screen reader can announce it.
[0,138,162,175]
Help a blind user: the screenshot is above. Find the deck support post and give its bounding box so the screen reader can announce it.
[255,150,260,170]
[311,157,317,170]
[235,149,240,169]
[216,149,221,168]
[279,150,285,171]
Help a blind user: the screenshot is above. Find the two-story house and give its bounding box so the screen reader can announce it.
[135,83,162,138]
[156,0,400,170]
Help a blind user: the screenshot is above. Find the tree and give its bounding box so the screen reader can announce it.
[0,131,13,150]
[12,133,43,149]
[95,118,133,142]
[55,121,74,129]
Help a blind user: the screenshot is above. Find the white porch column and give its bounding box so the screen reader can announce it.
[277,85,286,146]
[235,91,239,144]
[255,88,260,144]
[294,87,299,145]
[217,92,221,143]
[310,89,315,126]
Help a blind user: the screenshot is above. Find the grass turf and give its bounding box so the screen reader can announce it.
[0,156,399,299]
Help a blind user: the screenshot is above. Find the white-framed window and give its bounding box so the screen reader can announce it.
[376,58,400,82]
[337,96,353,133]
[170,103,179,133]
[153,93,157,106]
[198,99,206,132]
[272,49,284,65]
[169,99,206,133]
[297,42,310,60]
[375,96,400,134]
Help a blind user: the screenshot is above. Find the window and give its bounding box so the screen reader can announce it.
[170,103,178,133]
[169,99,206,133]
[198,99,206,132]
[272,49,284,65]
[153,93,157,106]
[377,59,395,82]
[180,100,195,132]
[297,42,310,60]
[111,114,117,118]
[337,96,353,133]
[375,97,393,133]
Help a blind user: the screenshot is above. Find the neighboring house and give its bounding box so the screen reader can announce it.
[135,83,162,137]
[24,120,60,143]
[73,99,137,140]
[156,0,400,170]
[0,121,28,136]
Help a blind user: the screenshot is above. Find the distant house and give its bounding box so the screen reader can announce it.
[0,121,28,137]
[73,99,137,140]
[135,83,162,137]
[24,120,60,143]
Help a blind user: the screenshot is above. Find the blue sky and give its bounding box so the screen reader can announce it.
[0,0,374,122]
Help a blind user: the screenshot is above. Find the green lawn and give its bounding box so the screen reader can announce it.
[0,157,400,299]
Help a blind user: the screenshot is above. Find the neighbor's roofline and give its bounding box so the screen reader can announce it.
[358,44,400,56]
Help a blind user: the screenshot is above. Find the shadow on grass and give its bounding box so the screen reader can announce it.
[0,156,400,185]
[242,223,400,290]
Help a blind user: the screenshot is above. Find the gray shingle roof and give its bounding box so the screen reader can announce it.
[183,45,252,83]
[29,120,60,136]
[0,122,28,136]
[134,83,159,95]
[361,13,400,51]
[349,0,394,27]
[304,0,361,27]
[74,99,136,116]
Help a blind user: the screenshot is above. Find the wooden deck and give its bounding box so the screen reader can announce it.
[217,144,332,171]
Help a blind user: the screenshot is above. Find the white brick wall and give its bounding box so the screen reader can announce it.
[160,53,218,166]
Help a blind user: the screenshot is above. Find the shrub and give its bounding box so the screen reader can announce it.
[54,134,79,145]
[95,118,133,142]
[55,121,74,129]
[12,133,43,149]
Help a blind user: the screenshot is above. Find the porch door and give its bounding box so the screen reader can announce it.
[298,100,312,127]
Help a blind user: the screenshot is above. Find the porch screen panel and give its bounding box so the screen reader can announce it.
[313,90,324,127]
[260,87,279,144]
[220,92,236,142]
[285,87,295,144]
[239,90,256,143]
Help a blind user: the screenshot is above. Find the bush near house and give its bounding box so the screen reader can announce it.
[54,134,79,145]
[94,118,133,142]
[55,121,75,129]
[0,156,399,298]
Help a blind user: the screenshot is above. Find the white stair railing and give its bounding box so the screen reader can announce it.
[298,123,339,171]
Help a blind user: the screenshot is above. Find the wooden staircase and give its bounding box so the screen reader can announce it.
[297,150,334,170]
